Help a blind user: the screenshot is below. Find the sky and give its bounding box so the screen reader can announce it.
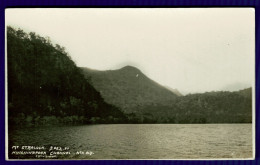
[5,8,255,94]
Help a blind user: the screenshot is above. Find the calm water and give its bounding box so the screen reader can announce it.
[8,124,253,159]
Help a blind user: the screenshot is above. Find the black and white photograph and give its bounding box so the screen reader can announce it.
[5,8,255,160]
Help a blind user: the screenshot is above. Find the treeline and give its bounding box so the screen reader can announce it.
[129,88,252,123]
[7,26,127,126]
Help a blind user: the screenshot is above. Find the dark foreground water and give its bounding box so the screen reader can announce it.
[8,124,252,159]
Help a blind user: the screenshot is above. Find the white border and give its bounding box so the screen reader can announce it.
[4,8,256,161]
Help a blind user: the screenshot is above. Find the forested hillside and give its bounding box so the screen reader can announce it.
[137,88,252,123]
[7,26,126,126]
[82,67,252,123]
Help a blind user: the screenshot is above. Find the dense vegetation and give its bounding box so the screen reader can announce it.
[82,67,252,123]
[135,88,252,123]
[7,26,127,126]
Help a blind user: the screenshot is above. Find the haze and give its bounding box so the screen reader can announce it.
[6,8,254,94]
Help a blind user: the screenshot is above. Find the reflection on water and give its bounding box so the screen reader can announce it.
[9,124,252,159]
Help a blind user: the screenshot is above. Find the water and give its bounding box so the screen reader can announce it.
[8,124,253,159]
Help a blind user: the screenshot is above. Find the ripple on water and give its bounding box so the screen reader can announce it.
[8,124,253,159]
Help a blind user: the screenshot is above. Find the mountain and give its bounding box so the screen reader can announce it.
[81,66,178,113]
[7,26,126,126]
[82,66,252,123]
[7,26,252,125]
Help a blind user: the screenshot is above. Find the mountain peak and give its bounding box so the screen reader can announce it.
[118,65,142,75]
[120,65,139,71]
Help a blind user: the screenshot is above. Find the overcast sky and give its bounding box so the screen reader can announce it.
[6,8,255,94]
